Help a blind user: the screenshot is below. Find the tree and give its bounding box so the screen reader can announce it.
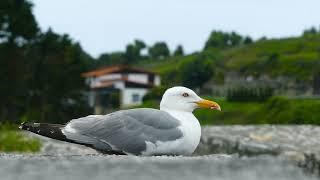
[109,52,126,64]
[204,30,252,50]
[204,31,245,50]
[243,36,253,44]
[173,45,184,56]
[0,0,39,44]
[148,42,170,59]
[258,36,267,41]
[124,39,146,64]
[96,53,110,66]
[229,32,243,46]
[96,51,127,66]
[204,31,228,49]
[25,29,92,123]
[0,0,94,124]
[133,39,146,51]
[0,0,39,122]
[124,44,136,64]
[180,56,214,89]
[303,27,318,37]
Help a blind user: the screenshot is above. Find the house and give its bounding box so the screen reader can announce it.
[82,65,161,114]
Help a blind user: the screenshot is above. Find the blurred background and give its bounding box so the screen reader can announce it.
[0,0,320,153]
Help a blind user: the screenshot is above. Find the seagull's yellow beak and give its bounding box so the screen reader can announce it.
[196,99,221,111]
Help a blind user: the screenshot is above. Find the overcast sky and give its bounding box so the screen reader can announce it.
[31,0,320,58]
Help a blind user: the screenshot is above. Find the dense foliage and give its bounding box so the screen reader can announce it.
[0,0,92,124]
[179,56,215,89]
[204,31,252,50]
[142,86,168,102]
[173,45,184,56]
[148,42,170,59]
[95,40,173,66]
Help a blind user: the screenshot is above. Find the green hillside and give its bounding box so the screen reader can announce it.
[138,33,320,86]
[222,35,320,81]
[136,31,320,125]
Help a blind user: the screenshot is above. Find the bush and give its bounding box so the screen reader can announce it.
[143,86,167,102]
[180,56,214,89]
[261,96,320,124]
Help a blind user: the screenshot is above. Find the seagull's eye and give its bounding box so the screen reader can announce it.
[182,93,189,97]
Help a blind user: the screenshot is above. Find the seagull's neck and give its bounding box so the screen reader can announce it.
[161,107,201,155]
[161,108,197,123]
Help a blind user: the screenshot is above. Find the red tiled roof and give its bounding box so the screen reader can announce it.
[82,65,157,78]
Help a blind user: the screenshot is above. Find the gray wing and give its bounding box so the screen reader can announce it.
[63,108,183,155]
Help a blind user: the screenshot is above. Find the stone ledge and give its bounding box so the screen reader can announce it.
[195,125,320,176]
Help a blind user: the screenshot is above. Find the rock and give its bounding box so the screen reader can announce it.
[195,125,320,176]
[1,153,317,180]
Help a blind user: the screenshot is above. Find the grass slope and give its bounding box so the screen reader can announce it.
[222,35,320,80]
[137,34,320,84]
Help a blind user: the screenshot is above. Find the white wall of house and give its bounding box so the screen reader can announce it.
[97,73,122,81]
[89,73,122,88]
[128,74,148,84]
[113,81,125,90]
[88,73,161,88]
[154,75,161,86]
[121,88,148,107]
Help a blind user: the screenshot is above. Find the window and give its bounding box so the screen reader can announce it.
[132,94,140,103]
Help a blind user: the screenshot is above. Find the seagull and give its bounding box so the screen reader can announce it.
[20,86,221,156]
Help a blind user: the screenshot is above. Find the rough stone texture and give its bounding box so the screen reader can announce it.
[195,125,320,175]
[0,154,317,180]
[196,125,320,155]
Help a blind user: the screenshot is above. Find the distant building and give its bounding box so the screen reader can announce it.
[82,65,161,114]
[203,71,314,97]
[314,72,320,95]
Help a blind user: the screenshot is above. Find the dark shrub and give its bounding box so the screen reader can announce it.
[143,86,167,102]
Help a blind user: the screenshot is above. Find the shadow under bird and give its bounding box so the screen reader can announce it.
[20,86,221,156]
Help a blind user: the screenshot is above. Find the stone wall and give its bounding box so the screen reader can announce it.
[195,125,320,176]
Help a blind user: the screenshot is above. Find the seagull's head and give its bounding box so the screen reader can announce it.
[160,86,221,112]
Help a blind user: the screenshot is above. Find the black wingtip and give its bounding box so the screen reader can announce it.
[19,122,27,130]
[19,122,39,131]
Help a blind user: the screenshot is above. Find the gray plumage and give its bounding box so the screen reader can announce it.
[63,108,183,155]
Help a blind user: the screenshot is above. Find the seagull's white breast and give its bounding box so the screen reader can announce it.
[142,110,201,156]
